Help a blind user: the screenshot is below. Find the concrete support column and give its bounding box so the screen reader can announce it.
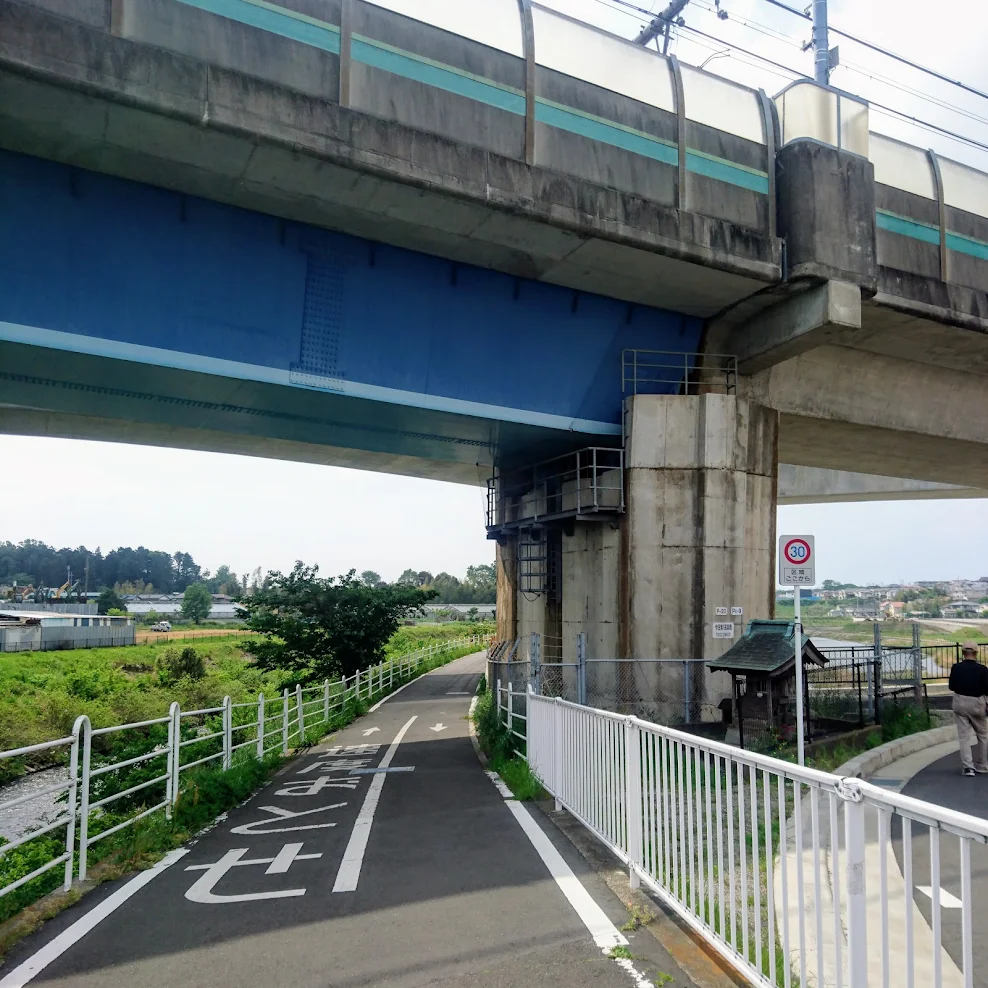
[623,393,778,663]
[495,540,518,642]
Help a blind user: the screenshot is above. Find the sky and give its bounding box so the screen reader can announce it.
[2,0,987,588]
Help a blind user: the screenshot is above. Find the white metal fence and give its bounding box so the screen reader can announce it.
[0,636,484,902]
[519,689,987,988]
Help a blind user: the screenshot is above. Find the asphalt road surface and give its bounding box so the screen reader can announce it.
[0,652,694,988]
[893,749,988,986]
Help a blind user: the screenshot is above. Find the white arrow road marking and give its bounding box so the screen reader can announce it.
[918,885,964,908]
[430,723,447,733]
[333,715,417,893]
[362,727,381,736]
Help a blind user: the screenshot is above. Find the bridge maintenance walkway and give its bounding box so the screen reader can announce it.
[0,652,698,988]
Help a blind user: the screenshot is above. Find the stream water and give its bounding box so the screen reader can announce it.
[0,767,69,843]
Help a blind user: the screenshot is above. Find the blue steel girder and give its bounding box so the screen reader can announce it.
[0,150,703,480]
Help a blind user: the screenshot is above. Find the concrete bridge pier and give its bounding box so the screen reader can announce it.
[495,393,778,718]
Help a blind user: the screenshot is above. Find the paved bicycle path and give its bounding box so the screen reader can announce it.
[1,652,691,988]
[892,750,988,987]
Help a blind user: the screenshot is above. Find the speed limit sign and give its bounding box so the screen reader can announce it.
[779,535,815,585]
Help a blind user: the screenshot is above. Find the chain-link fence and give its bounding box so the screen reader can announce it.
[488,638,717,734]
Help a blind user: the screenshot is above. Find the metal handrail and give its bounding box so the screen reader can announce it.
[621,349,738,396]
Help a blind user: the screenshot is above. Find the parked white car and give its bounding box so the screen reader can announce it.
[150,621,172,632]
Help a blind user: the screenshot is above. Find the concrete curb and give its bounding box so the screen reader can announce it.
[836,724,955,778]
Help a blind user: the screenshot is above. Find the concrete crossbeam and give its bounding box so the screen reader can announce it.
[778,465,988,504]
[725,280,862,373]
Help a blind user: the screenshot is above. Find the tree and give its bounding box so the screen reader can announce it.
[464,563,496,603]
[173,551,202,591]
[96,587,127,615]
[431,572,462,603]
[360,571,383,587]
[206,564,242,596]
[181,583,213,625]
[238,563,437,681]
[397,569,419,586]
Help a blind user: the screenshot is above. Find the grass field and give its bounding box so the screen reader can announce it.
[0,622,494,780]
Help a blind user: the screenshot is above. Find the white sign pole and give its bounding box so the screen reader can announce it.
[794,584,804,766]
[779,535,814,767]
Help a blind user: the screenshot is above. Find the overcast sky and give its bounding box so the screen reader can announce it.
[3,1,986,587]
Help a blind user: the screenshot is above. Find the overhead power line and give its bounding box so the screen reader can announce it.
[593,0,988,155]
[633,0,693,53]
[757,0,988,102]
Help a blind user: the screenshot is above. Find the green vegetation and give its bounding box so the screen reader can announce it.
[395,564,495,604]
[0,622,488,783]
[180,582,213,624]
[386,622,493,657]
[0,637,275,783]
[608,945,633,960]
[238,563,439,682]
[472,687,543,800]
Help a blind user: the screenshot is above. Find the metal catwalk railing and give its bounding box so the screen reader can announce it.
[0,636,484,900]
[516,689,986,988]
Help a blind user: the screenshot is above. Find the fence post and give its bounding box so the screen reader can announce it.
[870,623,880,720]
[844,783,868,988]
[577,633,587,706]
[222,696,232,771]
[625,718,642,889]
[530,632,541,693]
[496,678,503,723]
[912,622,923,701]
[553,698,563,811]
[282,688,289,755]
[78,717,93,882]
[324,679,330,722]
[389,659,394,691]
[65,716,86,888]
[170,702,181,807]
[296,684,305,743]
[507,681,514,746]
[257,693,265,758]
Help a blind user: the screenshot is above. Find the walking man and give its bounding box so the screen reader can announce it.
[948,642,988,777]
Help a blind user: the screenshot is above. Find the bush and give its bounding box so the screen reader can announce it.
[880,700,932,743]
[157,647,206,684]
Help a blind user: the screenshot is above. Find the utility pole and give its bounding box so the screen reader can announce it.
[811,0,833,85]
[634,0,691,52]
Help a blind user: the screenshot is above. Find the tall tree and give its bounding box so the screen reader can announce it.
[181,582,213,624]
[360,570,383,587]
[238,564,436,681]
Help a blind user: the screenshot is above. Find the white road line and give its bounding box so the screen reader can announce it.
[0,848,189,988]
[502,799,626,952]
[918,885,964,908]
[368,679,416,712]
[332,715,417,893]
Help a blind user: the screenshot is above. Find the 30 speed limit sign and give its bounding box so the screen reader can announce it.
[779,535,815,585]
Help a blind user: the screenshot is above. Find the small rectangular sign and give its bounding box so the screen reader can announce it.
[779,534,816,586]
[731,606,743,616]
[712,622,735,639]
[715,606,728,616]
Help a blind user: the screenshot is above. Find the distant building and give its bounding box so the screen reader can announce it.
[941,600,984,619]
[123,593,243,620]
[0,609,133,651]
